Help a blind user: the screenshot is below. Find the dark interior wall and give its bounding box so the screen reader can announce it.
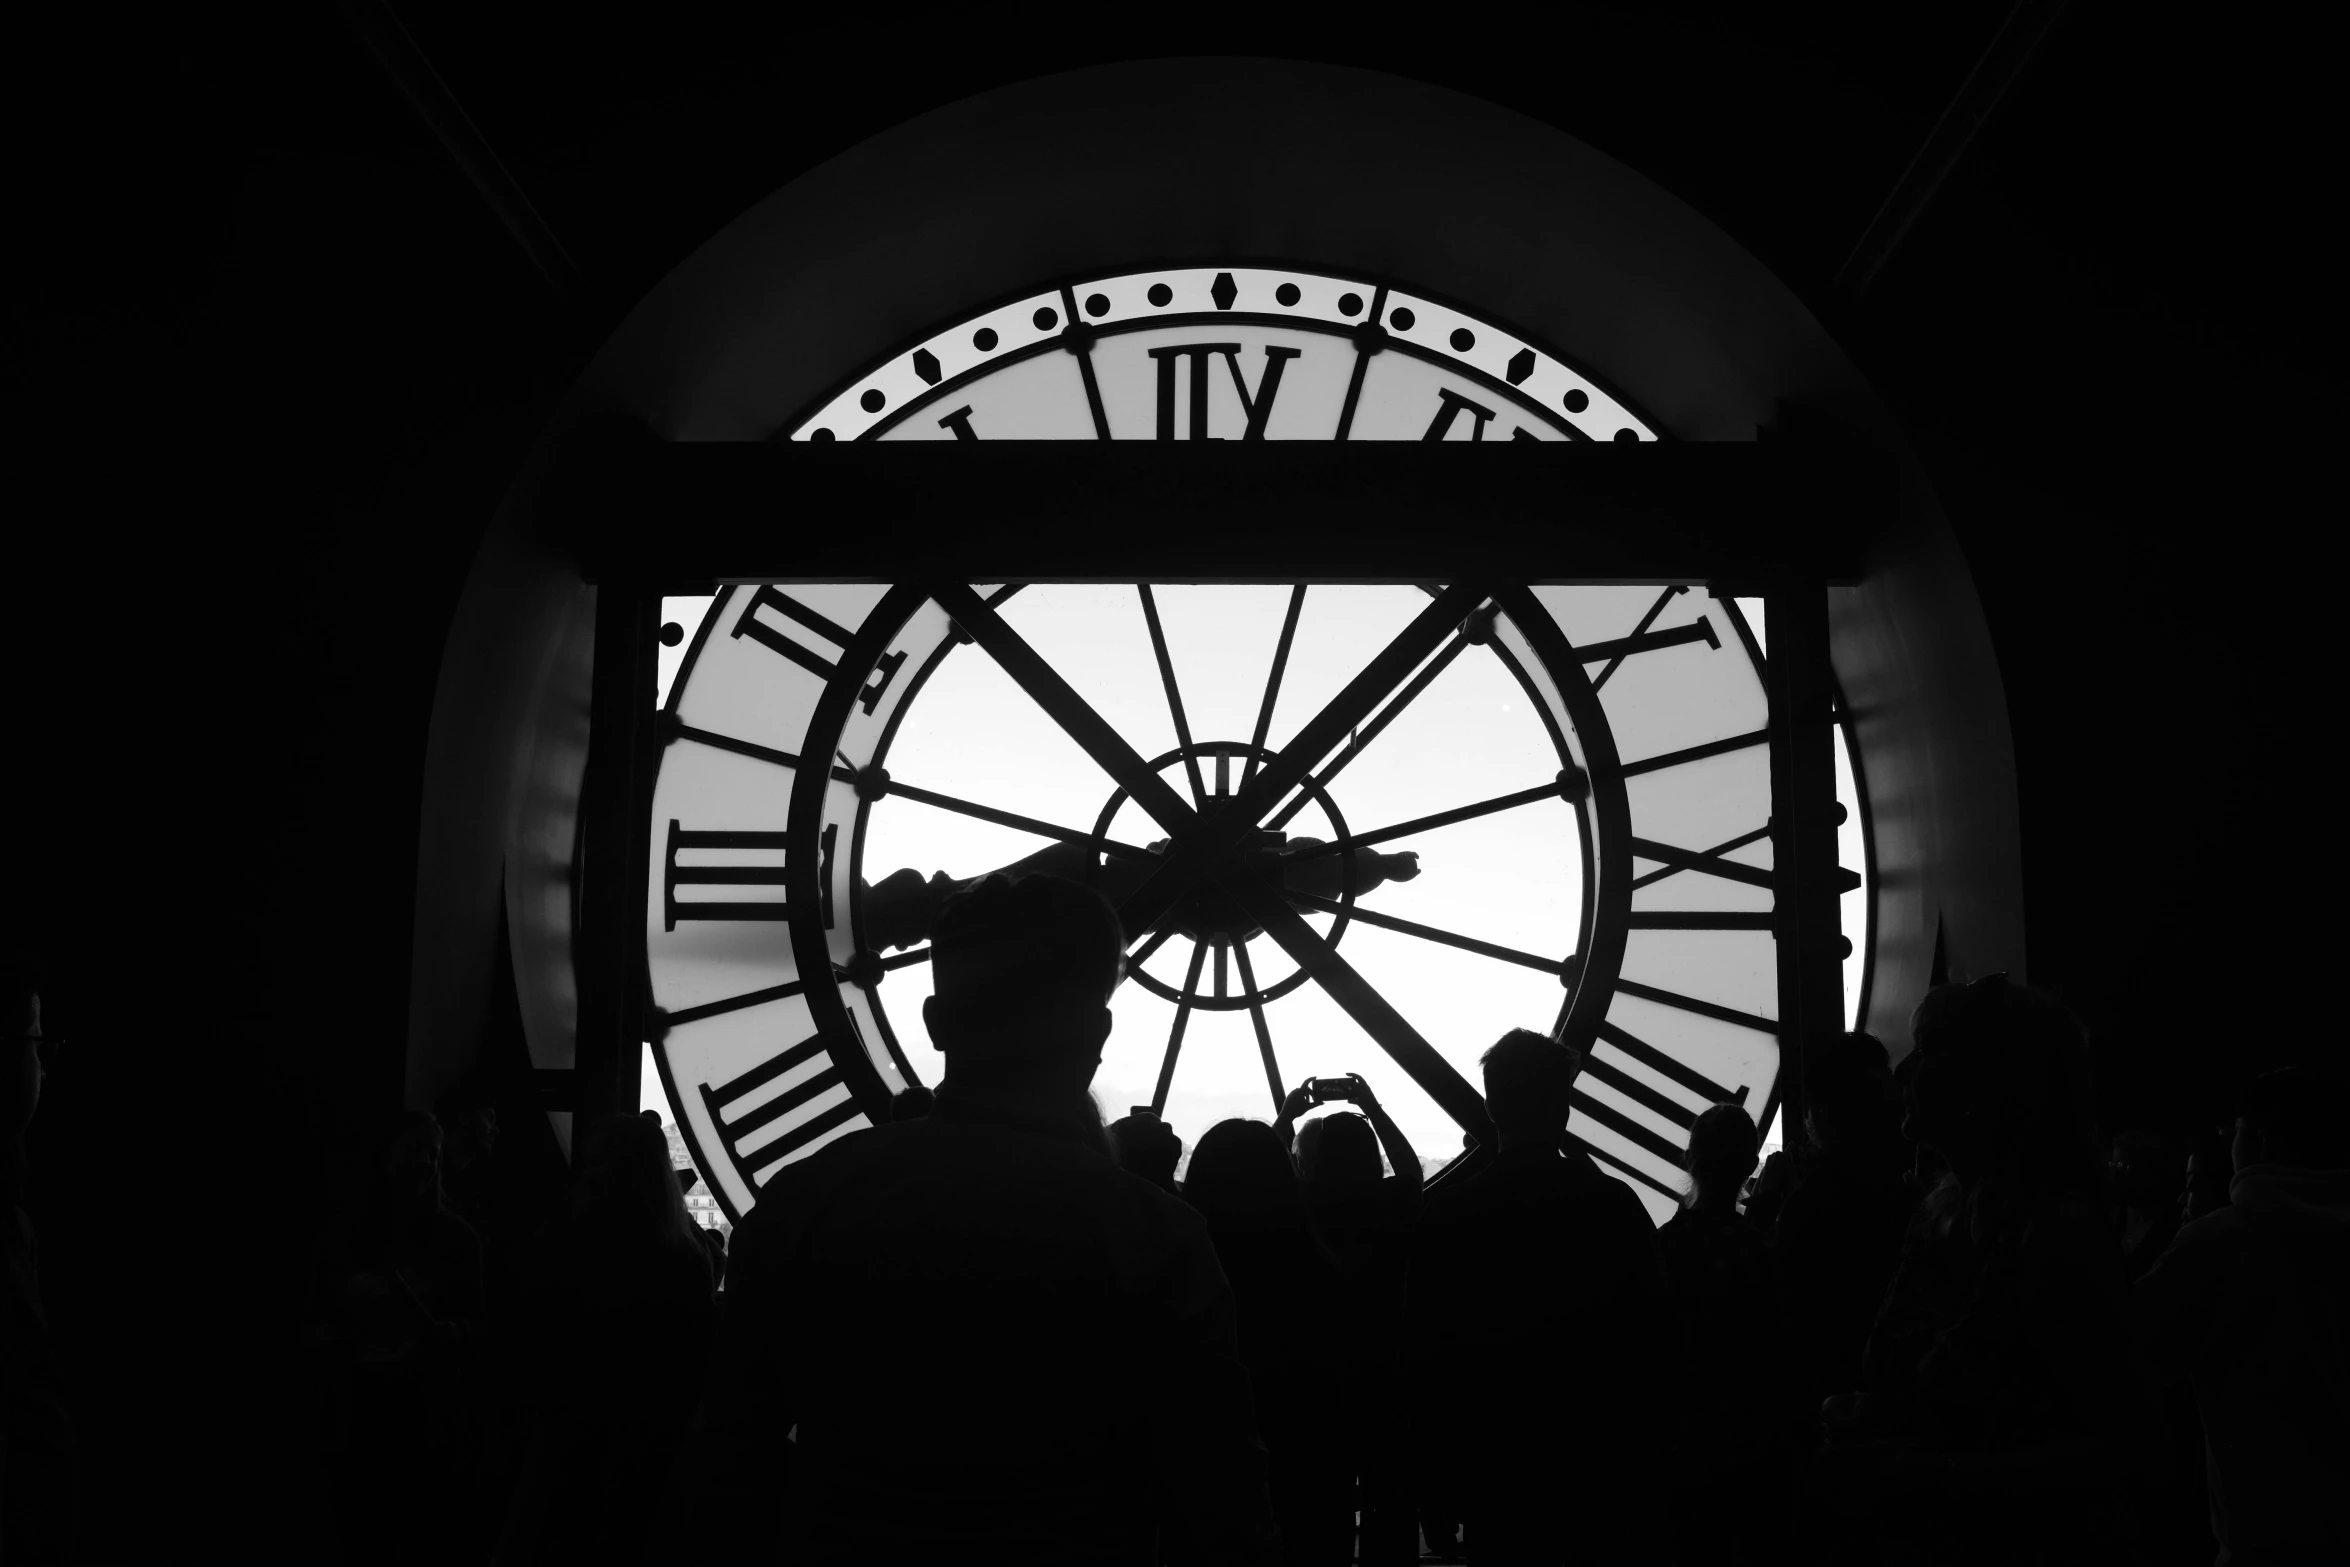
[11,5,2324,1557]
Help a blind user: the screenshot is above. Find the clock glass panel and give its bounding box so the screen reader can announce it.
[644,265,1873,1228]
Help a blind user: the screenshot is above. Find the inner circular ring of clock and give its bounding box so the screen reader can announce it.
[649,261,1843,1229]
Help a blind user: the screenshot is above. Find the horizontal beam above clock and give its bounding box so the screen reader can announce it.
[544,415,1887,586]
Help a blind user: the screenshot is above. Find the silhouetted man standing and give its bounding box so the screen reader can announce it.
[2136,1066,2349,1567]
[705,873,1279,1565]
[1410,1029,1668,1567]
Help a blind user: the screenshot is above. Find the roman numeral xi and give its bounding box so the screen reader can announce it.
[730,586,905,714]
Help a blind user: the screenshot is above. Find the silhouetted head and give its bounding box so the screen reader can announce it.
[1907,975,2099,1195]
[2235,1066,2350,1171]
[889,1085,935,1121]
[1681,1103,1760,1212]
[1480,1028,1580,1149]
[2110,1128,2181,1210]
[1183,1118,1313,1233]
[575,1112,704,1258]
[1304,1110,1382,1194]
[1802,1031,1898,1152]
[922,873,1124,1093]
[1109,1110,1182,1187]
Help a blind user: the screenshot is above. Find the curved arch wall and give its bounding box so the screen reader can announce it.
[405,57,2023,1125]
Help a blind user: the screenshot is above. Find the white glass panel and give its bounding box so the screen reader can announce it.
[1260,587,1438,762]
[1622,744,1772,859]
[1589,590,1768,766]
[1146,585,1315,754]
[1533,585,1664,650]
[1735,598,1767,657]
[1615,928,1778,1026]
[657,595,717,709]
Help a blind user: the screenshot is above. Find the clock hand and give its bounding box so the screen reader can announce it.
[856,836,1423,952]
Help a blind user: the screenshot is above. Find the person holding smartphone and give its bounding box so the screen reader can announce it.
[1273,1074,1424,1566]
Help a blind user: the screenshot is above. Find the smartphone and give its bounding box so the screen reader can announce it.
[1311,1076,1351,1103]
[1129,1106,1156,1120]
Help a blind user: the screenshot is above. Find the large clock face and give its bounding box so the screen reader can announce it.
[648,266,1869,1228]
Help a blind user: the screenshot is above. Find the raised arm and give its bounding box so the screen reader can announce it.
[1271,1083,1313,1159]
[1348,1075,1423,1199]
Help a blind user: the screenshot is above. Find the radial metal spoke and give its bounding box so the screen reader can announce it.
[1283,890,1568,978]
[1152,941,1209,1116]
[928,581,1199,838]
[879,946,932,971]
[1137,585,1209,807]
[1243,585,1308,788]
[1630,824,1771,890]
[1266,632,1473,831]
[1118,582,1485,943]
[1220,875,1493,1140]
[1281,781,1564,863]
[1591,586,1687,693]
[882,777,1157,863]
[1230,940,1286,1113]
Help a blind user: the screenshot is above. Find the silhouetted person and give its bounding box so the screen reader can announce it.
[1184,1117,1357,1565]
[1409,1028,1667,1565]
[1766,1032,1915,1432]
[307,1110,485,1566]
[2,954,76,1564]
[2111,1129,2183,1286]
[2135,1066,2350,1567]
[1277,1077,1423,1566]
[1814,976,2153,1565]
[1658,1103,1795,1565]
[888,1084,934,1120]
[1112,1107,1185,1201]
[496,1111,716,1566]
[701,872,1278,1564]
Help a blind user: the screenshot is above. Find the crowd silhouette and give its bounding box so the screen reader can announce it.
[7,876,2347,1565]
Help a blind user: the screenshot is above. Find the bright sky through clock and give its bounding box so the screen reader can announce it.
[649,586,1872,1213]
